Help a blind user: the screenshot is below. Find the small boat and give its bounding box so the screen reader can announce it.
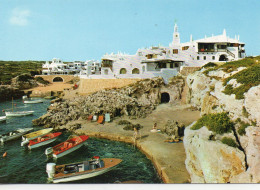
[5,110,34,117]
[28,132,62,150]
[0,128,33,143]
[21,128,53,146]
[45,135,89,159]
[44,96,55,100]
[0,116,7,122]
[24,99,44,104]
[22,95,28,100]
[46,157,122,183]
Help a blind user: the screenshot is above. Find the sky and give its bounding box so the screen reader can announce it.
[0,0,260,61]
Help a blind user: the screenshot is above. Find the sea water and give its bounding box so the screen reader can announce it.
[0,98,161,184]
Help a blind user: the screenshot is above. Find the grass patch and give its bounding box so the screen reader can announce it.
[202,62,218,68]
[191,112,234,134]
[221,137,238,148]
[237,122,250,136]
[222,65,260,99]
[0,61,44,85]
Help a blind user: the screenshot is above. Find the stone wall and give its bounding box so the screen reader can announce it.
[78,78,141,95]
[180,67,200,76]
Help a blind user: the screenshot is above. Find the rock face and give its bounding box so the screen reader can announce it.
[184,67,260,183]
[0,85,24,102]
[33,77,185,128]
[184,124,246,183]
[161,120,185,140]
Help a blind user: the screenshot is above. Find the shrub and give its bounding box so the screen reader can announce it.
[221,137,238,148]
[17,74,33,82]
[191,112,234,134]
[237,122,250,136]
[123,123,143,131]
[35,77,50,85]
[242,106,249,118]
[202,62,217,68]
[117,120,131,125]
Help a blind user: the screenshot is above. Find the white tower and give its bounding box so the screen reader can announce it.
[171,23,180,46]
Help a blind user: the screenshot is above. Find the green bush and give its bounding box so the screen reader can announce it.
[191,112,234,134]
[242,106,249,118]
[221,137,238,148]
[202,62,217,68]
[117,120,131,125]
[35,77,50,85]
[237,122,250,136]
[222,65,260,99]
[17,74,33,82]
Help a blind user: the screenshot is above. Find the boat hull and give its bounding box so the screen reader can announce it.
[24,100,43,104]
[22,128,53,141]
[0,116,6,122]
[0,128,33,143]
[29,137,59,150]
[53,143,84,159]
[5,111,34,117]
[52,165,117,183]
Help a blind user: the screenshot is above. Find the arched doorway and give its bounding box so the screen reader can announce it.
[53,77,64,82]
[161,92,170,103]
[119,68,127,74]
[132,68,140,74]
[219,54,228,61]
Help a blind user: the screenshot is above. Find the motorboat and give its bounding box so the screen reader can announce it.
[46,157,122,183]
[0,116,7,122]
[5,110,34,117]
[21,128,53,146]
[0,128,34,143]
[45,135,89,159]
[23,99,44,104]
[28,132,62,150]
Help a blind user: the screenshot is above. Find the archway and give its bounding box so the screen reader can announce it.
[119,68,127,74]
[53,77,64,82]
[132,68,140,74]
[219,54,228,61]
[161,92,170,103]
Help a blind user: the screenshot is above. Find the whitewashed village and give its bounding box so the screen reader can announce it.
[41,24,246,83]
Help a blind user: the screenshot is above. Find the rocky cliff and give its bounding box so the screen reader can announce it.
[33,77,185,128]
[184,58,260,183]
[0,85,24,102]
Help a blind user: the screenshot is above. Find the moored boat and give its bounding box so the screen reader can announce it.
[0,128,34,143]
[46,157,122,183]
[23,99,44,104]
[21,128,53,146]
[0,116,7,122]
[28,132,62,150]
[5,111,34,117]
[45,135,89,159]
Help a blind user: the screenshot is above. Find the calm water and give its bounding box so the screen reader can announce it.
[0,98,161,184]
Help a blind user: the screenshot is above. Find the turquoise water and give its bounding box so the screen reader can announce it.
[0,99,161,184]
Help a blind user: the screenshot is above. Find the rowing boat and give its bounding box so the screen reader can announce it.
[21,128,53,146]
[28,132,62,150]
[0,128,34,143]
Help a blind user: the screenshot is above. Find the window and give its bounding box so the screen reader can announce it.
[174,63,179,67]
[212,56,215,60]
[170,63,174,68]
[182,46,189,50]
[132,68,140,74]
[104,69,108,75]
[197,56,200,60]
[173,49,178,54]
[119,68,127,74]
[204,56,206,60]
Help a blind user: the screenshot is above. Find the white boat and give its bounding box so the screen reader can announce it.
[22,95,28,100]
[46,157,122,183]
[0,128,34,143]
[21,128,53,146]
[5,111,34,117]
[24,99,44,104]
[45,135,89,159]
[28,132,62,150]
[0,116,7,122]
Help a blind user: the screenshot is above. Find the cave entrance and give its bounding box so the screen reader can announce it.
[161,92,170,103]
[53,77,64,82]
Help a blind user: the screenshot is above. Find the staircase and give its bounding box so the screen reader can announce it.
[226,49,235,58]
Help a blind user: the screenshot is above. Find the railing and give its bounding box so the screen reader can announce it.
[226,49,235,58]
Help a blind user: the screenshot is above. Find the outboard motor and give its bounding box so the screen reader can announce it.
[21,139,29,146]
[46,163,56,180]
[45,147,54,157]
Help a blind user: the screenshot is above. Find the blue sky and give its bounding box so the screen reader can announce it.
[0,0,259,61]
